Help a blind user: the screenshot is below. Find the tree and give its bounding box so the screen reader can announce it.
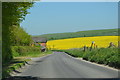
[10,25,32,46]
[2,2,33,63]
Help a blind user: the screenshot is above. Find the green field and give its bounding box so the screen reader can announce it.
[33,29,118,40]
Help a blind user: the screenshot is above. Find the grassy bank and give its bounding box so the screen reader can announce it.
[2,46,53,78]
[60,48,120,69]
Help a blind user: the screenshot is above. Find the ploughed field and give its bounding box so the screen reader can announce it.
[47,36,118,50]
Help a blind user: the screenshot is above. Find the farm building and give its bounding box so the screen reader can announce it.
[32,37,47,52]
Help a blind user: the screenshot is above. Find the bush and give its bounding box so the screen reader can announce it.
[63,49,84,57]
[11,46,40,57]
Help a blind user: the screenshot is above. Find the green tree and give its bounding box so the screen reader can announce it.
[2,2,33,63]
[10,25,32,46]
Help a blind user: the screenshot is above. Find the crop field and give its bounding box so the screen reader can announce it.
[47,36,119,50]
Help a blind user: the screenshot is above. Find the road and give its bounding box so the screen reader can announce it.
[17,52,118,78]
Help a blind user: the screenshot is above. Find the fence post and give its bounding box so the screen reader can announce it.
[90,41,95,51]
[83,45,87,52]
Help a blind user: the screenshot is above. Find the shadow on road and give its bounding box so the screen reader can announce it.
[2,76,41,80]
[2,76,119,80]
[13,70,21,73]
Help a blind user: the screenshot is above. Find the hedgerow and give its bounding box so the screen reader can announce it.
[11,46,40,57]
[64,48,119,69]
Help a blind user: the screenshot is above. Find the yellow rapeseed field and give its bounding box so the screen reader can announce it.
[47,36,119,50]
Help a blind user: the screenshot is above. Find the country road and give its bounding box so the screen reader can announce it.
[5,52,118,80]
[15,52,119,78]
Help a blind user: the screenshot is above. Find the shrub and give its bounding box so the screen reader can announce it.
[63,49,84,57]
[11,46,40,57]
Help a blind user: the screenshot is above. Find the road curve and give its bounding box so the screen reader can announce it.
[18,52,118,78]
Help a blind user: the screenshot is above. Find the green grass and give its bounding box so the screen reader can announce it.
[33,28,118,40]
[15,50,53,58]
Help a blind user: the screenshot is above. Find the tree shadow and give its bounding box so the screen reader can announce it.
[35,60,43,63]
[24,61,31,65]
[2,76,41,80]
[11,61,25,64]
[13,70,21,73]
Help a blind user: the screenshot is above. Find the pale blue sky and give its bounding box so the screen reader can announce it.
[20,2,118,36]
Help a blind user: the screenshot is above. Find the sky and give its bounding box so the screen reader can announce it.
[40,0,119,2]
[20,2,118,36]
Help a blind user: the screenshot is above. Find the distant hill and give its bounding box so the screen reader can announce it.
[33,29,118,41]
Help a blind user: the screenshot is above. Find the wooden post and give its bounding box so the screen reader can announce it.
[83,45,87,52]
[90,41,95,51]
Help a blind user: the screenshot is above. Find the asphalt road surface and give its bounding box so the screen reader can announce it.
[17,52,119,78]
